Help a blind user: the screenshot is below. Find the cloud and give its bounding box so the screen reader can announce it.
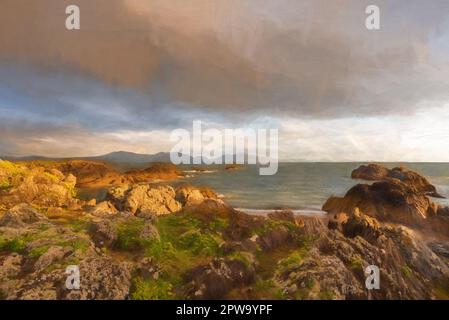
[2,0,449,159]
[1,0,449,118]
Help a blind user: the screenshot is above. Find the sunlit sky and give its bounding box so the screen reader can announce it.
[1,0,449,161]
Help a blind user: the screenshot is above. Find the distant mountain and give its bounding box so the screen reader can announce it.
[1,151,173,164]
[88,151,172,163]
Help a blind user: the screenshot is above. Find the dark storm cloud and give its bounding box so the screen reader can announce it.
[1,0,449,119]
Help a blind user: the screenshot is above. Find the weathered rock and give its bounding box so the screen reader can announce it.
[351,164,443,198]
[0,160,79,209]
[267,210,296,224]
[124,162,182,183]
[63,257,132,300]
[89,219,118,248]
[322,180,438,226]
[427,241,449,260]
[351,164,391,181]
[183,258,255,299]
[34,246,72,272]
[329,208,382,243]
[0,204,47,227]
[0,253,23,278]
[176,185,205,206]
[90,201,118,217]
[107,185,182,216]
[256,226,292,251]
[139,223,160,242]
[276,248,366,300]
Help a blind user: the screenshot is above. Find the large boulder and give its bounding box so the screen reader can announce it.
[0,204,47,228]
[322,179,438,226]
[107,185,182,216]
[0,160,79,209]
[351,164,443,198]
[183,258,255,299]
[125,162,182,182]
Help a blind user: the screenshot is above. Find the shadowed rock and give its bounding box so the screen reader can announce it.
[351,164,444,198]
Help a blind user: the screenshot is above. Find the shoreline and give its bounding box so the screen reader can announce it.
[237,207,327,217]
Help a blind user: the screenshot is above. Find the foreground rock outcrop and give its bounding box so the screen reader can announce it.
[1,161,449,300]
[351,164,443,198]
[0,160,80,210]
[323,165,449,231]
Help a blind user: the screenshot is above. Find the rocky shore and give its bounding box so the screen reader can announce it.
[1,159,448,300]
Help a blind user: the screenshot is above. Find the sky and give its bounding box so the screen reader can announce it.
[1,0,449,161]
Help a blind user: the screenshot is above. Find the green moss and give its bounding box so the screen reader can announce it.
[227,251,252,268]
[319,289,335,300]
[116,218,149,251]
[43,172,59,183]
[252,279,285,299]
[0,160,24,174]
[254,219,297,237]
[29,245,50,258]
[64,182,77,198]
[207,218,229,232]
[68,219,90,232]
[277,251,304,274]
[0,180,12,191]
[350,255,364,270]
[401,265,413,278]
[178,229,222,256]
[0,237,27,253]
[57,238,89,253]
[130,277,174,300]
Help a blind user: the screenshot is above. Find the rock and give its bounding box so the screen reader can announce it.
[322,180,439,226]
[276,248,366,300]
[107,185,182,216]
[329,208,382,243]
[10,256,132,300]
[267,210,296,224]
[139,223,160,242]
[34,246,72,272]
[0,253,23,278]
[225,210,265,241]
[256,226,292,251]
[427,241,449,259]
[86,199,97,207]
[91,201,118,217]
[89,219,118,248]
[351,164,390,180]
[183,258,255,299]
[57,160,127,187]
[63,257,132,300]
[0,204,47,227]
[351,164,443,198]
[124,162,182,182]
[176,185,205,206]
[0,161,79,209]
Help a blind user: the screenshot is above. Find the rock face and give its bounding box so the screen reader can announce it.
[107,185,182,216]
[124,163,182,182]
[0,204,48,228]
[56,160,182,187]
[322,179,439,226]
[106,184,221,216]
[57,160,125,187]
[0,160,79,209]
[351,164,443,198]
[183,258,255,299]
[176,185,219,207]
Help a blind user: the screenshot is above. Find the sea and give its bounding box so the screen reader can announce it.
[177,163,449,214]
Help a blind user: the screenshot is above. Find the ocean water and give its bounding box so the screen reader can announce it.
[179,163,449,212]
